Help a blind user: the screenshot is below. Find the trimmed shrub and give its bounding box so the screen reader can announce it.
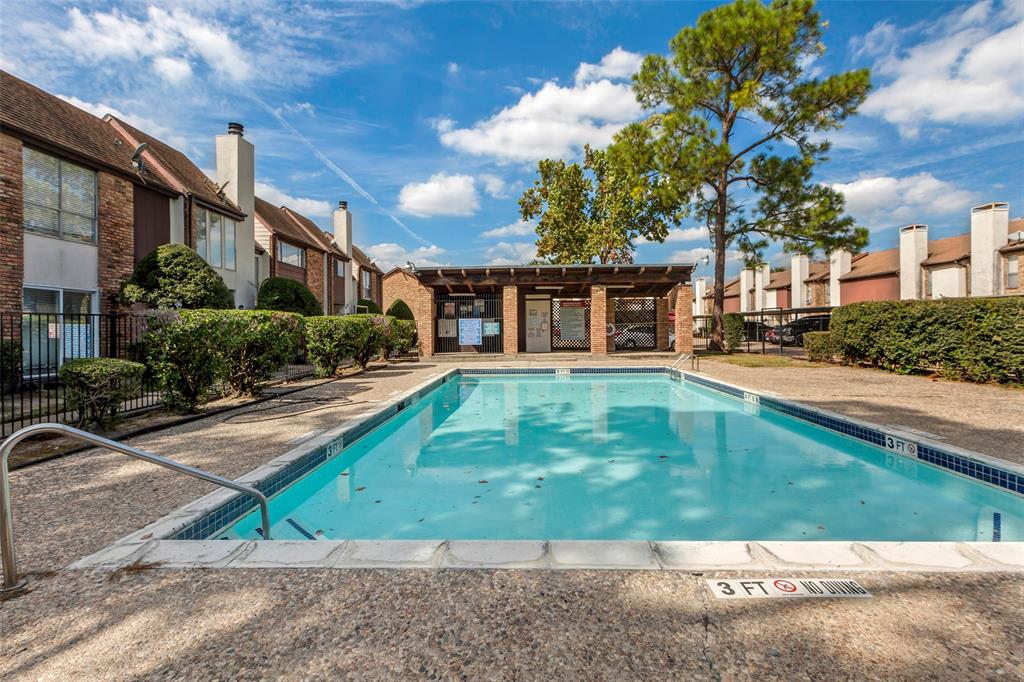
[256,277,321,317]
[1,338,19,388]
[380,317,417,358]
[145,310,229,413]
[121,244,233,309]
[385,298,415,321]
[358,298,382,314]
[306,314,392,375]
[723,313,745,352]
[803,331,836,363]
[59,357,145,428]
[219,310,304,396]
[829,297,1024,383]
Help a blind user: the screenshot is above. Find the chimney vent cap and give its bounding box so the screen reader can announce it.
[227,122,244,136]
[338,200,348,210]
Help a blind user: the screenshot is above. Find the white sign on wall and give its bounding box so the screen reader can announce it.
[458,318,482,345]
[559,301,586,341]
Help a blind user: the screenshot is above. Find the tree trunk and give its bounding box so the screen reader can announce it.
[710,185,729,351]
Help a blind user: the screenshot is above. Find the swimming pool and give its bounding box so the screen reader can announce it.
[210,371,1022,543]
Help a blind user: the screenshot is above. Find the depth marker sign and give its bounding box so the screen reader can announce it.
[706,578,871,599]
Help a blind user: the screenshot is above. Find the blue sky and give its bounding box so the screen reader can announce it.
[3,0,1022,276]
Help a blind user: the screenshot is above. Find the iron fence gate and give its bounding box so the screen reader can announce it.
[613,297,657,351]
[551,298,591,350]
[692,306,833,354]
[433,292,503,353]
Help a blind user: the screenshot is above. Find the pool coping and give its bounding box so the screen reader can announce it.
[70,366,1024,574]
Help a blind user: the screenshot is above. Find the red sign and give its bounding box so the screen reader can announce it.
[560,300,585,307]
[668,311,676,322]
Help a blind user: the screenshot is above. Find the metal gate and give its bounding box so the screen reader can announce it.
[433,292,503,353]
[551,298,590,350]
[613,297,657,351]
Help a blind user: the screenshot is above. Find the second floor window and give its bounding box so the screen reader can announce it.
[195,206,236,270]
[1008,255,1020,289]
[362,269,372,298]
[23,147,97,243]
[277,240,305,267]
[335,259,345,277]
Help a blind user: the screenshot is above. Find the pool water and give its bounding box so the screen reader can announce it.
[219,374,1022,542]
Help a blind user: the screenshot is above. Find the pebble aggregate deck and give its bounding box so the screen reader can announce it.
[2,357,1022,680]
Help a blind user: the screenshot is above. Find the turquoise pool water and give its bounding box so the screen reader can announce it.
[219,374,1022,542]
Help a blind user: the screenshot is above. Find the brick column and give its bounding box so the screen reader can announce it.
[0,133,24,312]
[97,172,135,314]
[306,250,326,313]
[590,285,608,354]
[416,285,435,357]
[673,284,694,354]
[655,297,670,351]
[502,285,518,354]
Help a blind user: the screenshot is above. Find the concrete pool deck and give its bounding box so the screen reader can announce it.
[2,356,1022,679]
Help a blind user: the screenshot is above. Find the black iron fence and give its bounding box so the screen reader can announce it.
[434,292,504,353]
[1,310,314,437]
[693,306,834,354]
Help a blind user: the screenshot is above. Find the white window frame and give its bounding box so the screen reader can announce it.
[195,206,236,271]
[362,269,372,299]
[20,284,100,375]
[277,240,306,268]
[22,147,98,244]
[1008,255,1020,289]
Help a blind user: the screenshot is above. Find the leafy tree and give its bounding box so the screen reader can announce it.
[386,298,415,321]
[519,145,673,264]
[257,277,321,317]
[121,244,233,310]
[609,0,871,349]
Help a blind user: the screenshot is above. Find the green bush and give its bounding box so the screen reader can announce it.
[829,297,1024,383]
[58,357,145,428]
[803,331,836,363]
[723,313,745,352]
[121,244,233,309]
[305,314,392,375]
[380,317,416,358]
[358,298,382,314]
[1,338,19,387]
[385,298,415,321]
[145,310,229,412]
[219,310,304,396]
[256,277,321,317]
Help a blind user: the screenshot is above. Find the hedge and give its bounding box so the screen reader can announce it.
[381,317,416,358]
[829,297,1024,383]
[257,277,321,317]
[121,244,233,309]
[386,298,415,321]
[803,331,836,363]
[218,310,304,396]
[58,357,145,428]
[723,313,745,352]
[306,314,382,375]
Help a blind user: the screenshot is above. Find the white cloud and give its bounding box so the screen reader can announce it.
[485,241,538,265]
[57,95,189,149]
[831,172,974,230]
[860,1,1024,136]
[254,182,333,218]
[637,226,707,244]
[279,102,316,117]
[482,220,535,239]
[153,56,192,84]
[670,247,740,264]
[436,50,644,163]
[364,243,447,271]
[574,47,644,85]
[479,174,508,198]
[398,172,480,217]
[447,61,459,74]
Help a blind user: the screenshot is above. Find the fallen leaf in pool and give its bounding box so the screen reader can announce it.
[535,485,541,489]
[356,486,366,492]
[537,477,544,481]
[341,472,349,477]
[478,480,488,484]
[658,455,670,460]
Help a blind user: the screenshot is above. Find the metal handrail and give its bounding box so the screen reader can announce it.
[1,423,272,592]
[669,353,696,371]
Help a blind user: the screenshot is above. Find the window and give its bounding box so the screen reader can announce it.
[22,148,97,243]
[925,269,933,298]
[194,207,236,270]
[804,287,812,306]
[362,269,372,298]
[335,259,345,277]
[277,240,305,267]
[824,284,831,305]
[1008,255,1020,289]
[21,287,96,376]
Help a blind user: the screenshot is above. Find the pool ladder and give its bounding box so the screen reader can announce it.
[669,353,699,372]
[0,423,272,592]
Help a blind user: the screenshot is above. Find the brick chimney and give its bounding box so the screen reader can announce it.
[333,200,355,312]
[828,249,852,307]
[970,202,1009,297]
[899,224,928,299]
[791,254,809,308]
[216,122,256,307]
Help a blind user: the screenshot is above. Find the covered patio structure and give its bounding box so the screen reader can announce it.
[382,263,696,357]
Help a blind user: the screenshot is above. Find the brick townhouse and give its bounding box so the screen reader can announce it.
[351,244,384,311]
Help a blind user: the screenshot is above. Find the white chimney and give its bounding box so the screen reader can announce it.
[829,249,851,307]
[692,277,707,316]
[216,122,256,308]
[332,200,355,312]
[739,268,755,312]
[970,202,1009,297]
[899,224,928,300]
[791,254,809,308]
[754,264,770,311]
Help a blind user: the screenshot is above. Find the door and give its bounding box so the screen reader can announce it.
[525,298,551,353]
[133,185,171,263]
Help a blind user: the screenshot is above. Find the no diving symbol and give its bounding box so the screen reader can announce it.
[773,579,798,593]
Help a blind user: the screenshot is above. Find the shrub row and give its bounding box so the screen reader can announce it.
[826,297,1024,383]
[306,314,416,376]
[802,331,836,363]
[723,313,745,352]
[59,357,145,428]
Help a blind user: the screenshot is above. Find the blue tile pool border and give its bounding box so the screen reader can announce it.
[166,366,1023,542]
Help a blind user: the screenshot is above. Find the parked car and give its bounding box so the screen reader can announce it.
[770,315,831,346]
[742,320,772,342]
[616,324,656,349]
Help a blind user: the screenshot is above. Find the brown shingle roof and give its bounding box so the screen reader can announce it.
[921,233,971,267]
[704,276,741,298]
[805,261,830,283]
[764,269,791,290]
[106,116,242,218]
[1,70,174,192]
[254,196,324,250]
[838,247,899,281]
